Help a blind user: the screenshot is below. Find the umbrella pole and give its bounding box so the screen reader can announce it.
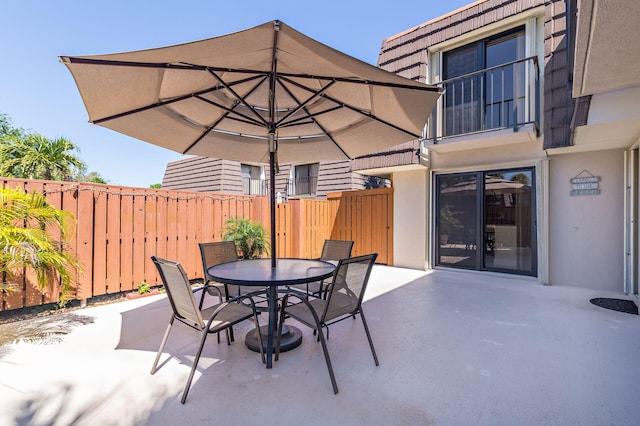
[269,150,277,268]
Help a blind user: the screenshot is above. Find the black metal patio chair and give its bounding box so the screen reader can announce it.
[290,239,354,298]
[276,253,379,394]
[150,256,264,404]
[199,241,259,303]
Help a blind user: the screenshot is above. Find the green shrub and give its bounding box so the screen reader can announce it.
[137,281,151,294]
[0,186,81,306]
[222,217,269,259]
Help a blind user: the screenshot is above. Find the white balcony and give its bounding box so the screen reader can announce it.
[425,56,540,153]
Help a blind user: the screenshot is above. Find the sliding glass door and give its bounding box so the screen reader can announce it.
[436,168,536,275]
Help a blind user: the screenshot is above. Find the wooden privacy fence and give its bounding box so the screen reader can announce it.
[1,178,392,311]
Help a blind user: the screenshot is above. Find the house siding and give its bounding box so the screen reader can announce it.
[352,140,421,172]
[316,161,367,197]
[378,0,544,80]
[543,0,576,149]
[161,156,369,197]
[162,157,242,193]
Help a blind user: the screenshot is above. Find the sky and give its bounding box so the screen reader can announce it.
[0,0,471,188]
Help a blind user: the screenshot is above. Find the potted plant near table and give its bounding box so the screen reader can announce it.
[222,217,269,259]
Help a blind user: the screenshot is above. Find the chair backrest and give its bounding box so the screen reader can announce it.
[322,253,377,321]
[320,240,354,261]
[199,241,238,279]
[152,256,204,328]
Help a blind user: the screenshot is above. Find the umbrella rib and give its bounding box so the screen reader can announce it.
[274,80,336,128]
[197,74,267,127]
[279,75,423,139]
[92,92,191,125]
[207,69,269,127]
[194,95,265,128]
[91,74,264,125]
[62,56,268,77]
[61,57,440,93]
[181,67,277,157]
[60,57,209,70]
[278,105,343,128]
[269,24,280,134]
[275,71,441,93]
[275,78,351,159]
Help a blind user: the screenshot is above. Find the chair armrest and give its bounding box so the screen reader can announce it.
[191,285,207,294]
[192,283,223,297]
[278,287,312,302]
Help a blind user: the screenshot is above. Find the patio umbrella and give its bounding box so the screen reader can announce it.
[60,20,442,266]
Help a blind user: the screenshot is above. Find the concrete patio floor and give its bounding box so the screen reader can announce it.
[1,266,639,425]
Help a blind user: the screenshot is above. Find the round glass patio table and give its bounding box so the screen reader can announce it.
[207,258,336,369]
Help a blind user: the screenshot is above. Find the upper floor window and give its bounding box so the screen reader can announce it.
[292,163,318,196]
[443,27,527,136]
[241,164,266,195]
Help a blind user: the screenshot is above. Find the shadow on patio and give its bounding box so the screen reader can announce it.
[1,266,639,425]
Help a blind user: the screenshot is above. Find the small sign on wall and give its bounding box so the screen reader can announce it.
[570,171,600,196]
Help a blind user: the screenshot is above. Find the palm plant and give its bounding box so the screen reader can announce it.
[0,133,84,181]
[0,186,81,305]
[222,217,269,259]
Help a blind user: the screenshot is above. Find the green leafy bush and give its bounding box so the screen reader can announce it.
[0,186,81,306]
[137,281,151,294]
[222,217,269,259]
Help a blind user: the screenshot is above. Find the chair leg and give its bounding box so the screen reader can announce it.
[151,317,174,374]
[316,322,339,394]
[285,296,338,394]
[359,309,379,366]
[198,288,207,310]
[181,330,210,404]
[274,296,288,362]
[253,311,265,365]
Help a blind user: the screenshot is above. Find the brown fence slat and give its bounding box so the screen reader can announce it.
[185,197,200,279]
[153,194,168,284]
[92,189,108,296]
[119,192,134,292]
[76,186,95,300]
[166,193,178,264]
[62,183,81,302]
[106,188,122,294]
[144,192,159,286]
[22,181,45,307]
[43,182,64,303]
[131,189,147,290]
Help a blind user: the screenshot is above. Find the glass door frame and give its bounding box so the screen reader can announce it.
[624,148,639,295]
[434,167,537,276]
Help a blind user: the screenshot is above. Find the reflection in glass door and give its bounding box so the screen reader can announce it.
[436,168,536,276]
[483,170,534,273]
[436,173,478,269]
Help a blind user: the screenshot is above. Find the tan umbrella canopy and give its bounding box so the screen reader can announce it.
[61,20,442,265]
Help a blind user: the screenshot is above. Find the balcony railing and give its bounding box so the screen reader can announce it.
[426,56,539,142]
[242,176,318,197]
[286,176,318,196]
[242,177,268,196]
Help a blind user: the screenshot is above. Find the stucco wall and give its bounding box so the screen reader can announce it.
[549,149,624,290]
[393,169,428,269]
